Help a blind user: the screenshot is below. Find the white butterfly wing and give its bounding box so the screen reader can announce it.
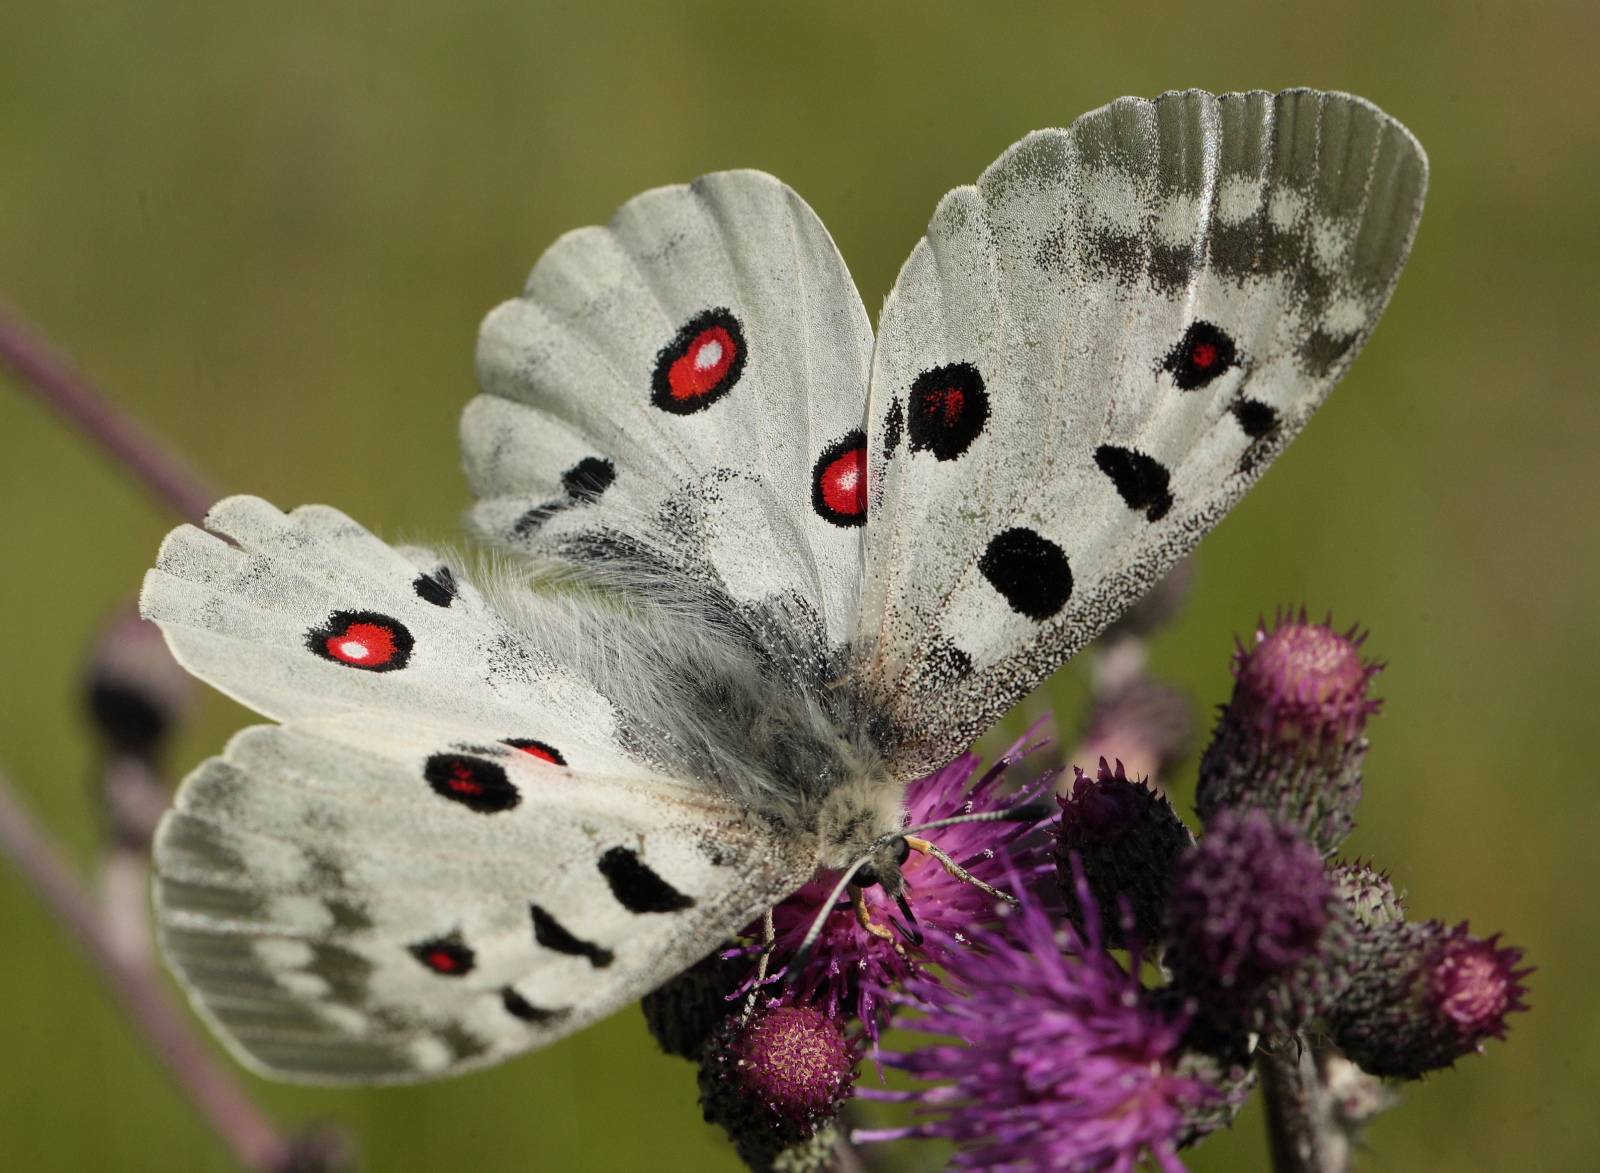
[466,170,873,651]
[141,497,813,1081]
[859,89,1427,774]
[156,713,809,1083]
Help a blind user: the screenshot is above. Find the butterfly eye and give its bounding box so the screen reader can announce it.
[1163,321,1239,390]
[852,862,881,889]
[651,307,747,414]
[306,611,413,672]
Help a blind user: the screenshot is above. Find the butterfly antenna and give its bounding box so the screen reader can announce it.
[900,799,1055,839]
[785,853,874,989]
[905,834,1019,904]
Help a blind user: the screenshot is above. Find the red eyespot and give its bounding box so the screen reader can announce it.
[651,309,746,414]
[1164,321,1239,390]
[409,935,475,976]
[306,611,413,672]
[503,738,566,766]
[812,431,868,527]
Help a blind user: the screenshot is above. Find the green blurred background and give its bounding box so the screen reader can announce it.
[2,1,1594,1169]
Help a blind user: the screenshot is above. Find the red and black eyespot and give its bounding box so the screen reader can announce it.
[1163,321,1239,390]
[306,611,413,672]
[811,430,867,527]
[424,753,520,814]
[651,308,746,414]
[409,933,474,977]
[908,362,988,461]
[413,567,458,608]
[502,738,566,766]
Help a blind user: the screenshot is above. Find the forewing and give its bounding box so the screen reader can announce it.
[141,494,635,776]
[859,89,1427,775]
[467,170,873,649]
[156,713,809,1083]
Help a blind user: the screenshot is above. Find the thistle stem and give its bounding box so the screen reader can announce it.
[1257,1035,1348,1173]
[0,300,215,523]
[0,763,305,1171]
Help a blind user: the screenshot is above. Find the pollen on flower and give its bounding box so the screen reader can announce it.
[698,1002,858,1169]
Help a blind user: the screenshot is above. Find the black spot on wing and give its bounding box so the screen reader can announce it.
[597,846,695,914]
[561,456,616,502]
[1298,328,1358,377]
[1094,445,1174,522]
[979,528,1073,621]
[882,397,904,460]
[513,456,618,538]
[502,986,571,1025]
[530,904,614,968]
[1231,398,1280,439]
[413,567,457,607]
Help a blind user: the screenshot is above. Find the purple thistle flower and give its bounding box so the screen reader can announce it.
[1196,609,1382,853]
[855,864,1223,1172]
[769,723,1058,1038]
[1330,919,1532,1079]
[1167,808,1346,1038]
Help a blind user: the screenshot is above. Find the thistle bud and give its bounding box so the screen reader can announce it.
[1330,920,1530,1079]
[1055,759,1193,948]
[83,609,194,762]
[1330,860,1407,929]
[1196,610,1381,853]
[640,947,750,1060]
[1167,808,1347,1038]
[699,1003,857,1170]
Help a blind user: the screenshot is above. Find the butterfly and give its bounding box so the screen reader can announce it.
[140,88,1426,1083]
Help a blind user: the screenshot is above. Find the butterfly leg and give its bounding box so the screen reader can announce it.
[741,907,779,1021]
[905,835,1019,904]
[850,885,906,956]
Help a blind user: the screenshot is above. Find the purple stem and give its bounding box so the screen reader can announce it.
[0,299,215,523]
[0,765,293,1171]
